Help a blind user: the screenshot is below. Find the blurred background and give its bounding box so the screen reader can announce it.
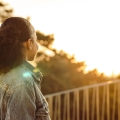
[1,0,120,119]
[0,0,120,94]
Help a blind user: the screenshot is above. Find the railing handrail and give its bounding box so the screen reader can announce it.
[45,79,120,98]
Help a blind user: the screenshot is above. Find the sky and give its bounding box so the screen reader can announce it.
[3,0,120,76]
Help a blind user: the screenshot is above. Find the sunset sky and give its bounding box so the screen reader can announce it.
[4,0,120,76]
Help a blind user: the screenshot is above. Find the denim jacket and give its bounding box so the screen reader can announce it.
[0,61,51,120]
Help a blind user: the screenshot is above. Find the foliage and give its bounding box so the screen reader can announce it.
[0,1,13,23]
[36,50,109,95]
[36,31,54,48]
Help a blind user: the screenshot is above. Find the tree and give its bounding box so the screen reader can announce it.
[36,50,109,95]
[36,30,54,48]
[0,1,13,23]
[36,50,86,94]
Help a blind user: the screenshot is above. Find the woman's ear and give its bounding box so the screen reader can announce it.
[27,39,33,50]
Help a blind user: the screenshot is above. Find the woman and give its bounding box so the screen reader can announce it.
[0,17,51,120]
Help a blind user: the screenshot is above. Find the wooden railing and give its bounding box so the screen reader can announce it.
[45,79,120,120]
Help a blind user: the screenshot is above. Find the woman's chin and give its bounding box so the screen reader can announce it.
[27,57,35,61]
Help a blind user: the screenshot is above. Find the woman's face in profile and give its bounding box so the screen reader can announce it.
[27,30,39,61]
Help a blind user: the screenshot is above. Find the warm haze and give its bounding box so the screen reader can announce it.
[4,0,120,76]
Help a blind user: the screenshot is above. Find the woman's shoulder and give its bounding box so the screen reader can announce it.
[0,65,35,90]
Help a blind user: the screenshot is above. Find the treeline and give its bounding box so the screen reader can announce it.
[36,31,112,95]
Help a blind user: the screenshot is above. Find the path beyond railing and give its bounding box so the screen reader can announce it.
[45,79,120,120]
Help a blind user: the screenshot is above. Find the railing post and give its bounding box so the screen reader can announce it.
[58,95,61,120]
[118,82,120,120]
[96,86,99,120]
[106,84,110,120]
[76,91,80,120]
[85,89,89,120]
[91,87,95,120]
[67,93,70,120]
[112,83,117,120]
[82,90,85,120]
[72,92,76,120]
[53,96,58,120]
[63,94,67,120]
[101,85,106,120]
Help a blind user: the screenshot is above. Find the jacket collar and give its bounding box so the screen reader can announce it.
[21,61,43,82]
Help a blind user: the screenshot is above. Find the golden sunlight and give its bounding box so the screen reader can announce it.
[4,0,120,76]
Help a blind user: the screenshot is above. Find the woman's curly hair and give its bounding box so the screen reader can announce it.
[0,17,34,73]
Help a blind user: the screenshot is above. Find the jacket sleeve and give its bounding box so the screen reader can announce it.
[35,98,51,120]
[6,85,36,120]
[33,81,51,120]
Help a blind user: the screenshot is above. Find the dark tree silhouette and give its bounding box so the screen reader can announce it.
[0,2,13,23]
[36,31,54,48]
